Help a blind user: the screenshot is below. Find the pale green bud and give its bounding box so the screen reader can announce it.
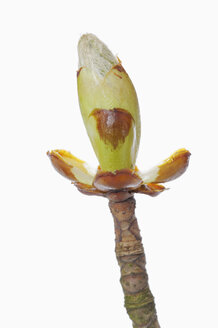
[77,33,141,172]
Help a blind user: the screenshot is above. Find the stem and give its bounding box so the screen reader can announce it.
[109,195,160,328]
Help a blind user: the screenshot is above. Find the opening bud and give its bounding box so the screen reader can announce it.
[77,34,141,172]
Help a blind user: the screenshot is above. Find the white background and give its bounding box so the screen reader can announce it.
[0,1,218,327]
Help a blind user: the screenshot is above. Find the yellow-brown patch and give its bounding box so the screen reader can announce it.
[47,151,77,181]
[156,149,191,183]
[90,108,134,149]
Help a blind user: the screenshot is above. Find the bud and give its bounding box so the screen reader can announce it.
[77,34,141,172]
[48,34,190,195]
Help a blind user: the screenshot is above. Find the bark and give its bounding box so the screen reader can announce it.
[109,195,160,328]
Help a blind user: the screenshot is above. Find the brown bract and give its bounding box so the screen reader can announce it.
[75,182,134,202]
[74,182,106,197]
[47,151,77,182]
[47,148,191,199]
[90,108,134,149]
[93,168,142,192]
[47,150,167,198]
[156,149,191,183]
[135,183,166,197]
